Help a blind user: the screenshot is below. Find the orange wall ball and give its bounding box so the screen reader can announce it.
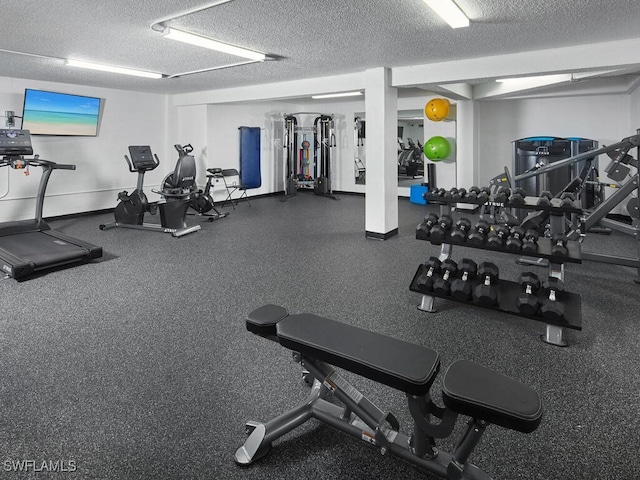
[424,98,450,122]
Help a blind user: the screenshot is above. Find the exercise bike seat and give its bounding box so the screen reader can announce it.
[206,167,222,176]
[442,359,543,433]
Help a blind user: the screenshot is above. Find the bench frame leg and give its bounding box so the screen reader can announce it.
[236,355,494,480]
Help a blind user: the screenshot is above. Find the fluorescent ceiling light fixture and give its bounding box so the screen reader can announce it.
[312,91,363,99]
[65,59,163,79]
[162,27,266,61]
[167,60,262,79]
[496,74,572,85]
[422,0,469,28]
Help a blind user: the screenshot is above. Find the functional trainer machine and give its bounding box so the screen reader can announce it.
[99,145,201,237]
[283,113,337,200]
[236,304,543,480]
[354,116,365,184]
[514,131,640,282]
[0,129,103,280]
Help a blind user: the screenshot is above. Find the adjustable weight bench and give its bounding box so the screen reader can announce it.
[235,305,543,480]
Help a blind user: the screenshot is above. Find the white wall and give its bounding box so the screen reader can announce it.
[0,76,168,222]
[169,100,304,202]
[2,72,638,223]
[475,94,632,186]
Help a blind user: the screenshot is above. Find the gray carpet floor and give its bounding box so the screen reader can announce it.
[1,192,639,479]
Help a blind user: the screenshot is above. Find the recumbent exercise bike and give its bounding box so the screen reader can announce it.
[100,145,201,237]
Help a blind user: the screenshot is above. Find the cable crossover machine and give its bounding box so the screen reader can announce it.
[283,113,338,200]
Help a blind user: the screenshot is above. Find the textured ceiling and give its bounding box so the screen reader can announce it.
[2,0,640,96]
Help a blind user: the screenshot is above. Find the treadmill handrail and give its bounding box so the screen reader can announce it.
[0,156,77,225]
[0,156,76,171]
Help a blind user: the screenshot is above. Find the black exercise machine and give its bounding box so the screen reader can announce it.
[236,304,543,480]
[100,145,201,237]
[188,166,228,220]
[0,129,102,280]
[173,143,229,221]
[283,113,338,200]
[398,137,425,178]
[514,131,640,282]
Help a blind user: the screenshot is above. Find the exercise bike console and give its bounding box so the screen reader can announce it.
[125,145,159,173]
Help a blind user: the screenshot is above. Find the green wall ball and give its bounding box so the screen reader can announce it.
[423,136,451,161]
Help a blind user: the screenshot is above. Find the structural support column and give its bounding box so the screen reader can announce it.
[365,67,398,239]
[455,100,478,188]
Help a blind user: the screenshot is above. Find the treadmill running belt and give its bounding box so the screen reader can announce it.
[0,231,91,268]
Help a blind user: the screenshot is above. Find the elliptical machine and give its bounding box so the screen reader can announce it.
[100,145,201,237]
[176,144,228,221]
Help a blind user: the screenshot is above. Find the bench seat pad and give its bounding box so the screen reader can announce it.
[276,313,440,396]
[442,359,543,433]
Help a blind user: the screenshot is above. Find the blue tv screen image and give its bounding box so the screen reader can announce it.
[22,89,102,136]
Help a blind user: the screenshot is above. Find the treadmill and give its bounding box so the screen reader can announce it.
[0,129,103,280]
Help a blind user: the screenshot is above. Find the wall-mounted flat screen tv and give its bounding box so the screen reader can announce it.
[22,89,102,136]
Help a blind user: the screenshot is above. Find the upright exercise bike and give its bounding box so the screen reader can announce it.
[99,145,201,237]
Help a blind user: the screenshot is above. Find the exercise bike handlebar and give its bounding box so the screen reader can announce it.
[174,144,193,156]
[124,153,160,173]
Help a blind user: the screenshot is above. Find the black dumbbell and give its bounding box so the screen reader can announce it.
[416,213,439,240]
[494,186,511,203]
[450,259,478,301]
[559,192,576,208]
[446,187,466,201]
[522,229,539,253]
[473,262,500,307]
[415,257,442,293]
[433,259,458,296]
[467,220,491,245]
[429,214,454,241]
[450,218,472,242]
[443,188,458,200]
[540,278,566,322]
[509,187,527,204]
[537,190,553,207]
[477,187,491,204]
[551,233,568,256]
[466,186,480,201]
[505,226,525,251]
[487,225,510,248]
[516,272,541,316]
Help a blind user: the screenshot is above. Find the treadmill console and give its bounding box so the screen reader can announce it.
[128,145,159,171]
[0,129,34,156]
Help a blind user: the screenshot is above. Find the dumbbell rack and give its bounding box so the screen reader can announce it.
[412,192,584,347]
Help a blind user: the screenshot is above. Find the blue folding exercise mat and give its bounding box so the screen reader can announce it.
[239,126,261,188]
